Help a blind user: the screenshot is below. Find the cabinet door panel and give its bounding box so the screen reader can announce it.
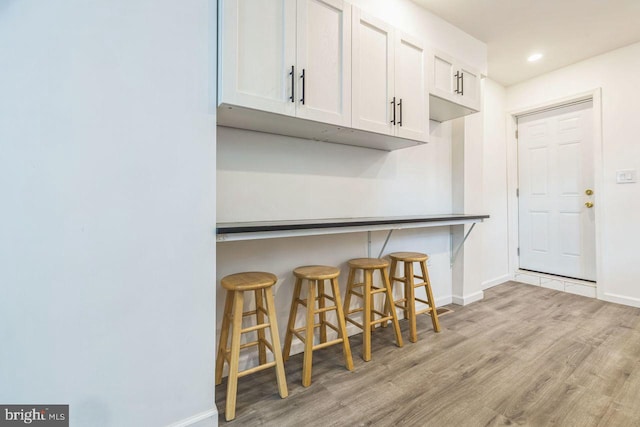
[459,65,481,111]
[296,0,351,126]
[219,0,296,115]
[430,52,456,103]
[395,33,427,142]
[352,9,394,135]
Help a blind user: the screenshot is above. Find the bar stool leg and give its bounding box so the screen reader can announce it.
[343,267,356,319]
[383,259,398,328]
[405,261,418,343]
[369,277,376,333]
[283,277,303,361]
[330,277,354,371]
[363,269,373,362]
[264,287,289,398]
[215,290,233,385]
[381,290,390,329]
[318,279,328,343]
[254,289,267,364]
[382,267,404,348]
[225,290,245,421]
[302,280,316,387]
[420,260,441,333]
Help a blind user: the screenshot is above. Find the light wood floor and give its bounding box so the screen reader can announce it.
[215,281,640,426]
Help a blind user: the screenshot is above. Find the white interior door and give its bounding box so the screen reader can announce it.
[517,100,595,281]
[296,0,351,126]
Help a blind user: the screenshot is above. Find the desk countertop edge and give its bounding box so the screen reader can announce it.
[217,214,490,234]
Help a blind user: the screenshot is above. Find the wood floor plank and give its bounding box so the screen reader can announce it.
[566,342,637,398]
[598,401,640,427]
[215,282,640,425]
[550,385,615,427]
[612,360,640,417]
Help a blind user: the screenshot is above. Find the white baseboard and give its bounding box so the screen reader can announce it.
[166,408,218,427]
[482,274,511,290]
[436,294,453,307]
[513,270,597,298]
[452,290,484,306]
[602,292,640,308]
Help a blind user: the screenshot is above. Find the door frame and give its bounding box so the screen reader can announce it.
[506,88,604,298]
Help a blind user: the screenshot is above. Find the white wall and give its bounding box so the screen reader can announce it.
[217,126,453,222]
[481,79,510,288]
[507,41,640,307]
[450,111,485,304]
[0,1,218,426]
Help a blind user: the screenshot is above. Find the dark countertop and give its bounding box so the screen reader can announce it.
[217,214,489,234]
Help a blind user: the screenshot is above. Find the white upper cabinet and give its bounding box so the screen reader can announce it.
[218,0,296,116]
[458,62,480,110]
[352,10,428,142]
[351,10,395,136]
[296,0,351,126]
[219,0,489,149]
[432,53,455,98]
[394,32,428,141]
[219,0,350,126]
[429,49,481,122]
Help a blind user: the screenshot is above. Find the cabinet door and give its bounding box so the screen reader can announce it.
[351,9,394,136]
[394,32,428,142]
[430,50,457,104]
[458,63,481,112]
[218,0,296,116]
[296,0,351,126]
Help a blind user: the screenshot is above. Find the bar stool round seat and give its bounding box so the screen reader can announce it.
[387,252,441,343]
[348,257,390,269]
[221,271,278,291]
[216,271,288,421]
[388,252,428,263]
[284,265,353,387]
[343,257,403,362]
[293,265,340,280]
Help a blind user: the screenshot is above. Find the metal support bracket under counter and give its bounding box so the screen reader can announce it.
[217,214,489,266]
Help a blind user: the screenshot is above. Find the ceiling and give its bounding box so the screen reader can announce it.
[412,0,640,86]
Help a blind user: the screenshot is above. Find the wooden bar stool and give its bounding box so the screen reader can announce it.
[215,272,288,421]
[283,265,354,387]
[387,252,441,343]
[343,258,404,361]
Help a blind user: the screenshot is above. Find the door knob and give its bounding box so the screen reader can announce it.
[585,189,593,195]
[585,202,594,208]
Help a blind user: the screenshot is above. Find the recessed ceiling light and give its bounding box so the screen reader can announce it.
[528,53,543,62]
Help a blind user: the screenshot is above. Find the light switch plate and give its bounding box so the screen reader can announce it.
[616,169,637,184]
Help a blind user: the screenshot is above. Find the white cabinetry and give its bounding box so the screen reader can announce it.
[429,49,481,122]
[352,10,428,142]
[218,0,350,126]
[218,0,463,150]
[296,0,351,126]
[218,0,296,116]
[395,32,428,141]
